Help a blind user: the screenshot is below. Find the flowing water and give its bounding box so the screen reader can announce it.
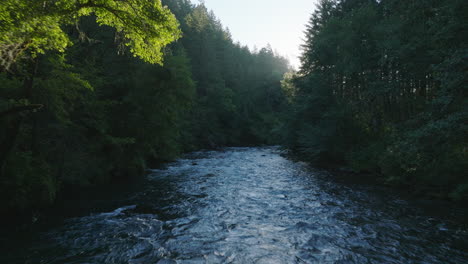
[2,147,467,263]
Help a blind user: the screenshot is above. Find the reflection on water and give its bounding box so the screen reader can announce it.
[2,147,467,263]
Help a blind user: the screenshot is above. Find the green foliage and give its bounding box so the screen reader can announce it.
[178,3,290,147]
[1,151,55,210]
[0,0,181,70]
[285,0,468,200]
[0,0,290,219]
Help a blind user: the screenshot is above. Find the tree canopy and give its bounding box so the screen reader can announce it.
[0,0,181,70]
[283,0,468,200]
[0,0,290,221]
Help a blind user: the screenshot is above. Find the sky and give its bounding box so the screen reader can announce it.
[190,0,317,69]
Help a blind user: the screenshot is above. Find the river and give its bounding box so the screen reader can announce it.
[1,147,467,263]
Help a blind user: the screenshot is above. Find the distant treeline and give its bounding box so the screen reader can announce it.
[282,0,467,199]
[0,0,289,218]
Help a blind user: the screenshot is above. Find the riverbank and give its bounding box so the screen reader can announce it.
[281,148,468,207]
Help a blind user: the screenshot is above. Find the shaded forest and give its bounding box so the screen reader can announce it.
[282,0,467,200]
[0,0,289,220]
[0,0,467,224]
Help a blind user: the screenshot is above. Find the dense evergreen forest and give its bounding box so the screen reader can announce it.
[283,0,467,200]
[0,0,289,220]
[0,0,467,224]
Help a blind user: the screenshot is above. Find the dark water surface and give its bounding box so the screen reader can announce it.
[2,147,467,263]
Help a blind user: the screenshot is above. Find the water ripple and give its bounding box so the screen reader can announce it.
[3,147,468,263]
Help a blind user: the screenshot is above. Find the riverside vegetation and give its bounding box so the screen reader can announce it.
[0,0,467,223]
[0,0,289,222]
[282,0,467,200]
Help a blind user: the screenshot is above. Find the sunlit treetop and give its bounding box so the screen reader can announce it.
[0,0,181,70]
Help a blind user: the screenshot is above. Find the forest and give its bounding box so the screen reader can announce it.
[0,0,289,221]
[0,0,467,225]
[282,0,467,200]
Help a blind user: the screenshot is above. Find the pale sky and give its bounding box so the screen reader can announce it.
[191,0,317,69]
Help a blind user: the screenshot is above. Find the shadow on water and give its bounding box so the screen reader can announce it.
[1,147,467,263]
